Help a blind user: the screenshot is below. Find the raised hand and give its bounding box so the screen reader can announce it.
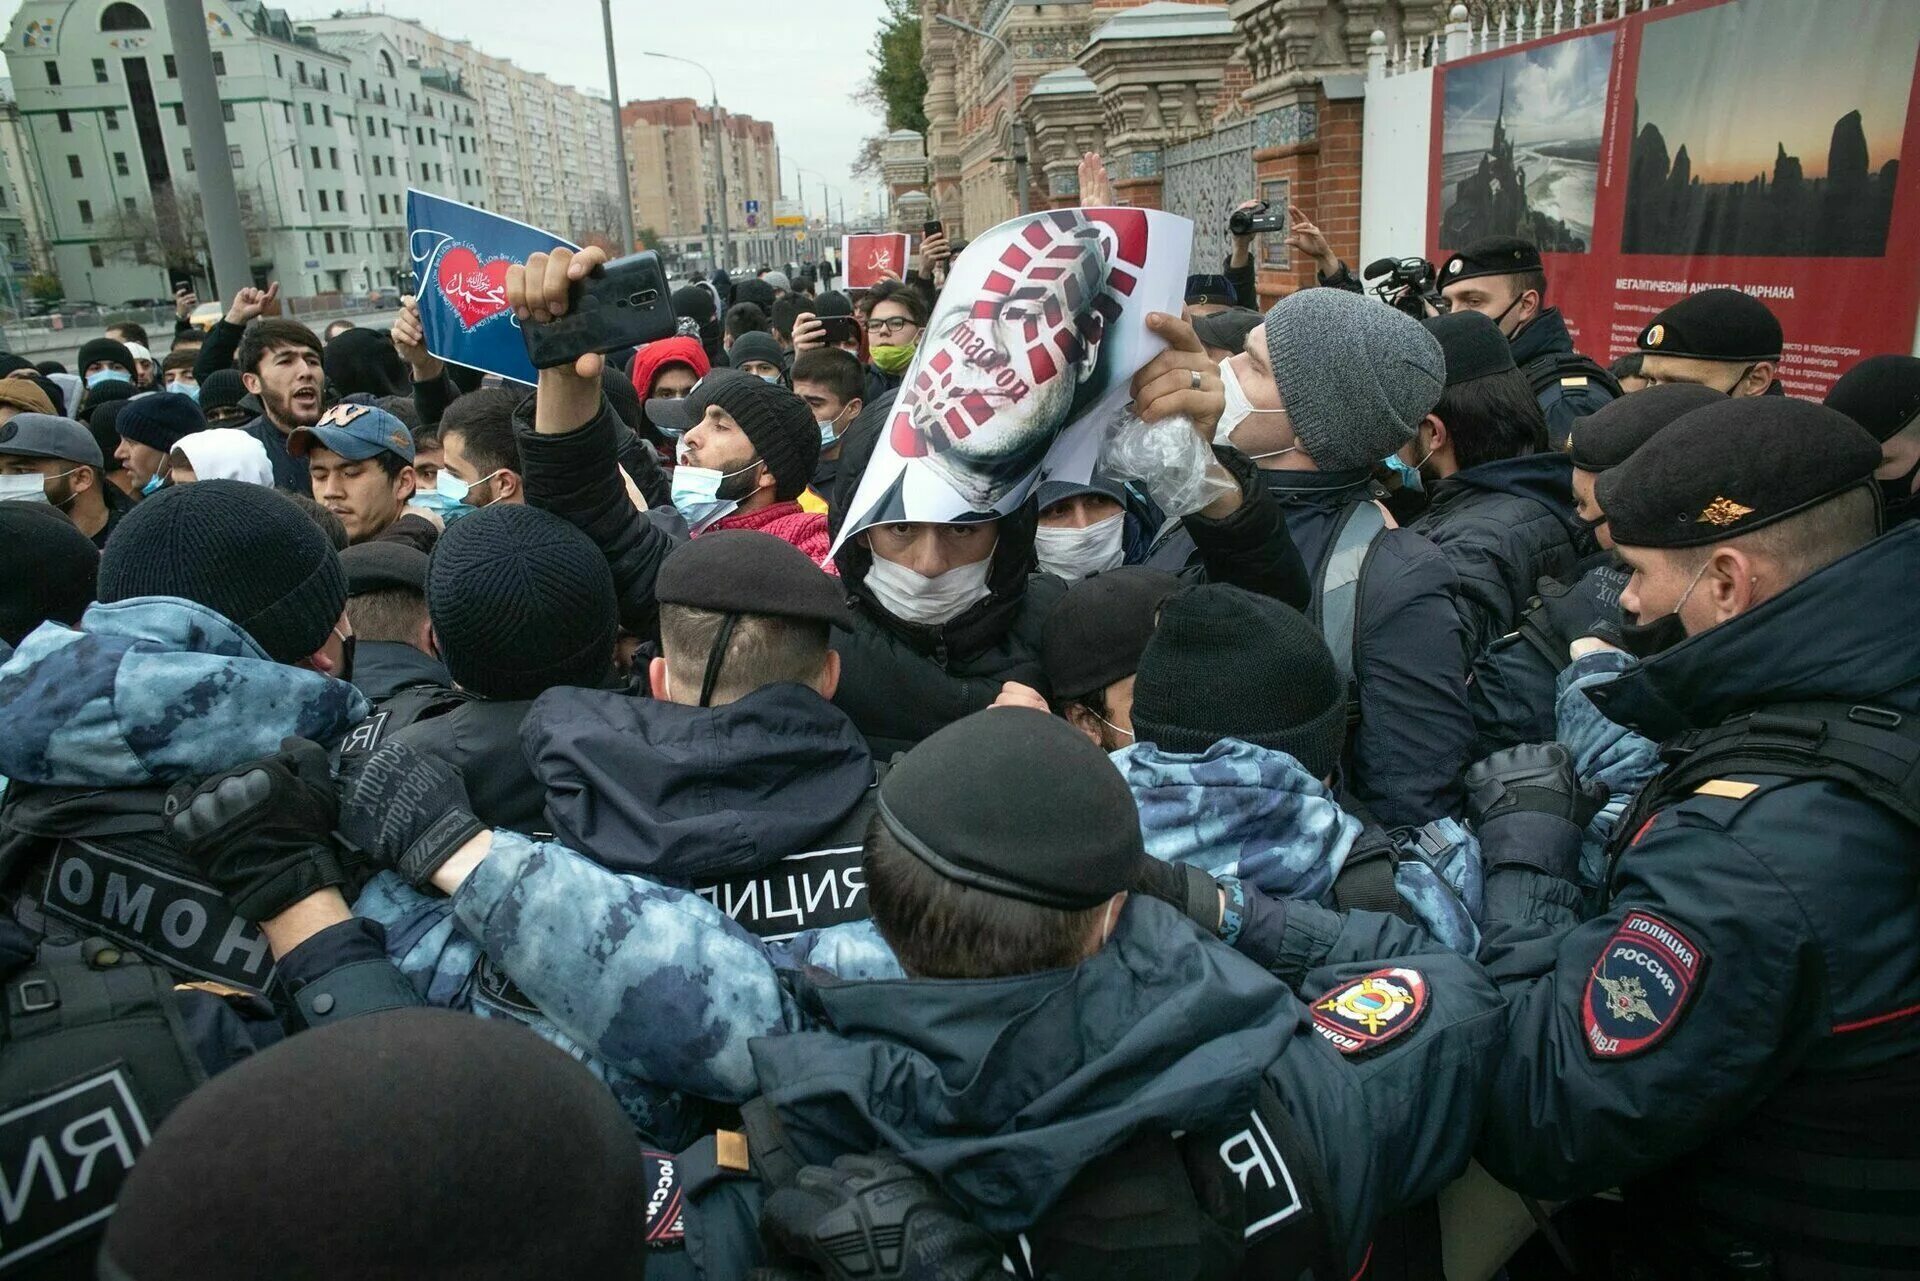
[224,281,280,326]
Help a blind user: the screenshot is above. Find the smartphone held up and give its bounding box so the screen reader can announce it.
[522,250,676,369]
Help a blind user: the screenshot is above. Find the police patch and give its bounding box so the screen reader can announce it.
[1311,968,1429,1056]
[1583,910,1705,1059]
[640,1150,686,1247]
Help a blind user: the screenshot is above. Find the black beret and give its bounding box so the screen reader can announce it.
[1824,354,1920,443]
[1042,566,1183,702]
[1192,307,1265,356]
[1636,288,1782,362]
[1422,309,1518,386]
[878,707,1144,910]
[1184,273,1238,307]
[1598,398,1881,549]
[99,1010,649,1281]
[656,529,855,630]
[1439,235,1542,284]
[1568,383,1724,473]
[341,540,430,595]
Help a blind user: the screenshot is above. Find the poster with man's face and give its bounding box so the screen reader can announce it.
[835,208,1191,549]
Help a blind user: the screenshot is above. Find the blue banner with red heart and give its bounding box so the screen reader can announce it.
[407,189,577,386]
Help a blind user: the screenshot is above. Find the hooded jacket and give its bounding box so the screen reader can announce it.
[523,681,874,883]
[1410,451,1591,658]
[1117,738,1482,953]
[627,336,711,446]
[323,327,410,398]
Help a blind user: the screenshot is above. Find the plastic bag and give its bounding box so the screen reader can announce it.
[1100,411,1236,518]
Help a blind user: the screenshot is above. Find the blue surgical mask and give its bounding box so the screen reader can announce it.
[87,369,132,389]
[758,373,782,385]
[411,486,476,525]
[141,471,166,496]
[817,405,852,448]
[165,380,199,402]
[1382,451,1423,492]
[435,467,504,506]
[670,457,758,534]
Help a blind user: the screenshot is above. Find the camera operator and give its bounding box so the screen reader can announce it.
[1438,236,1618,443]
[1223,201,1362,310]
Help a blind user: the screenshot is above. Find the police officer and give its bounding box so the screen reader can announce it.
[1634,286,1785,397]
[1825,353,1920,526]
[1438,236,1618,441]
[1467,383,1723,756]
[338,540,451,706]
[1283,397,1920,1278]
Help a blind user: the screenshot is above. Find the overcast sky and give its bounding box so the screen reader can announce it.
[283,0,894,213]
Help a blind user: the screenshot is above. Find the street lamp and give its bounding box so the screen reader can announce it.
[797,165,841,264]
[644,51,730,271]
[601,0,638,253]
[934,13,1029,215]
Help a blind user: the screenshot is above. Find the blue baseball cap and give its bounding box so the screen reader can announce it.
[287,401,415,462]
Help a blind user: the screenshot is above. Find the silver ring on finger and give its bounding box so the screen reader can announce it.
[1189,369,1203,391]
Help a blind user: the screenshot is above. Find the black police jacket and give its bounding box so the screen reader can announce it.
[1409,452,1591,660]
[729,898,1505,1277]
[1511,307,1616,442]
[387,697,548,835]
[1149,467,1473,827]
[348,640,451,707]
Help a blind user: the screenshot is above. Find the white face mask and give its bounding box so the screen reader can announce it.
[863,542,996,627]
[0,473,50,503]
[1214,357,1296,460]
[671,456,759,534]
[1034,512,1125,583]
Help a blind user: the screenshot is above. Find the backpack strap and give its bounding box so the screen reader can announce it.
[1313,501,1389,731]
[1331,825,1413,921]
[1521,349,1622,402]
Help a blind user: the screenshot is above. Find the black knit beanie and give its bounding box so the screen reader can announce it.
[116,391,206,453]
[98,1009,650,1281]
[77,336,135,376]
[426,503,618,700]
[198,369,248,416]
[87,398,130,472]
[600,364,643,431]
[687,373,820,501]
[1130,585,1347,777]
[0,503,98,645]
[97,478,345,663]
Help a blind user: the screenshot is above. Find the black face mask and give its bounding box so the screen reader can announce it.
[1880,459,1920,526]
[1573,511,1607,535]
[1614,610,1689,659]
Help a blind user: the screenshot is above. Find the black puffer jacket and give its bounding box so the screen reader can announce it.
[1409,451,1591,660]
[1466,553,1628,758]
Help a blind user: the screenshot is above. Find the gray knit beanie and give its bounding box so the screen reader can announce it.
[1262,289,1446,472]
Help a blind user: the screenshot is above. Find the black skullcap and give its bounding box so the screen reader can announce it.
[878,706,1145,909]
[99,479,344,662]
[1192,307,1265,356]
[1184,273,1238,307]
[1568,382,1724,473]
[728,331,788,375]
[1824,354,1920,443]
[1439,235,1543,284]
[1422,309,1518,385]
[656,530,855,629]
[426,503,618,700]
[686,371,820,502]
[600,364,644,431]
[1636,288,1783,362]
[1130,585,1346,777]
[342,540,430,595]
[672,283,716,325]
[0,503,98,645]
[98,1009,649,1281]
[1598,398,1881,549]
[0,352,31,377]
[116,391,205,454]
[1041,566,1183,702]
[77,336,135,375]
[198,369,248,415]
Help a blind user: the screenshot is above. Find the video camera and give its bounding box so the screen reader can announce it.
[1363,256,1447,319]
[1228,201,1287,237]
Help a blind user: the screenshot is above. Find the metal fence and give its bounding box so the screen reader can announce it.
[0,294,399,358]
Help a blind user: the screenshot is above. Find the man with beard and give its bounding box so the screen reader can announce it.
[237,318,327,492]
[0,412,126,546]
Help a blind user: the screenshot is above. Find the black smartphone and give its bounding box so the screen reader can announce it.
[819,314,860,346]
[923,219,943,238]
[522,250,676,369]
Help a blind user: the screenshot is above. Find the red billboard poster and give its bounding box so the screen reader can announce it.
[1430,0,1920,398]
[841,233,913,290]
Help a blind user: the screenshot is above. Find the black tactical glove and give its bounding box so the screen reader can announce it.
[1133,856,1224,935]
[338,740,486,890]
[1464,743,1610,883]
[164,737,346,921]
[756,1154,1004,1281]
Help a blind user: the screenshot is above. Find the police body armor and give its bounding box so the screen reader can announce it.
[0,785,281,998]
[0,918,205,1278]
[1605,699,1920,1279]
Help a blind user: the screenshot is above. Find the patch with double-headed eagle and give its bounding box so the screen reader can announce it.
[1312,967,1429,1057]
[1584,910,1707,1059]
[1696,495,1756,526]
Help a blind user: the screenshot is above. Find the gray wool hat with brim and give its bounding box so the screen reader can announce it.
[1262,289,1446,473]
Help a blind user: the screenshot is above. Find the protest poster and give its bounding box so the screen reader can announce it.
[1427,0,1920,396]
[840,233,913,290]
[834,207,1193,552]
[407,189,578,386]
